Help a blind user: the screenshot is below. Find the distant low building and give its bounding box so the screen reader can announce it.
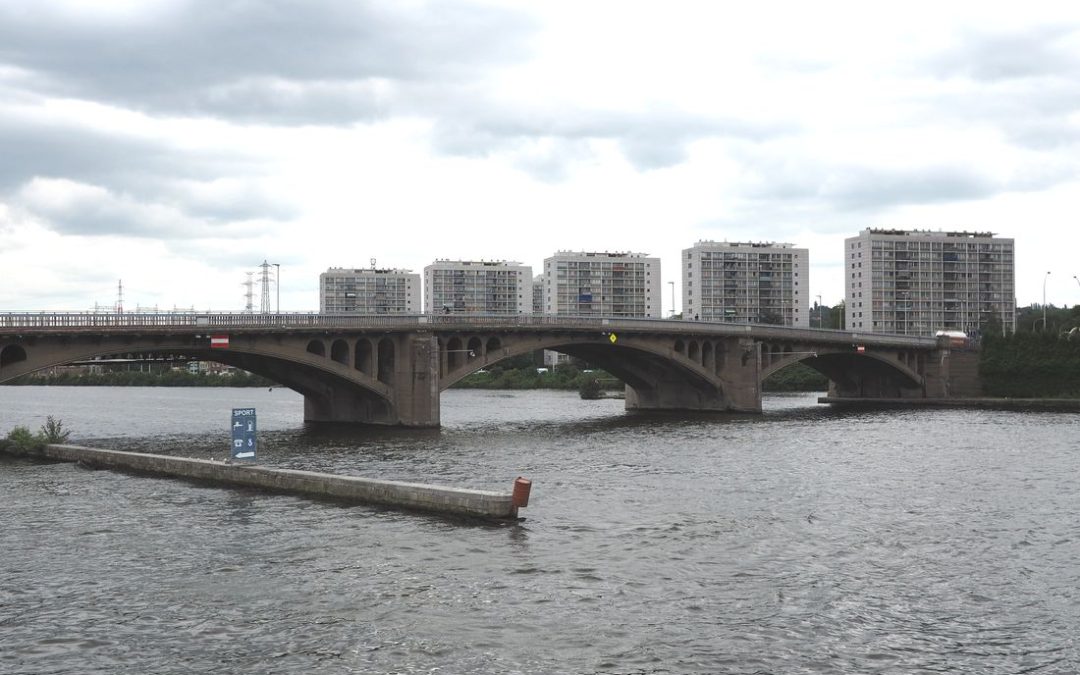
[319,267,420,314]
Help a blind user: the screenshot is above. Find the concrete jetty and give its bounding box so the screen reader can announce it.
[5,444,526,521]
[819,396,1080,411]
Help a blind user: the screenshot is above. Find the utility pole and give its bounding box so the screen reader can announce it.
[259,260,273,314]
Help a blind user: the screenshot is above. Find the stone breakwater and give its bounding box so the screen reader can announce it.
[4,443,524,520]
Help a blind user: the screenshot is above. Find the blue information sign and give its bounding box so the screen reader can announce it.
[231,408,257,461]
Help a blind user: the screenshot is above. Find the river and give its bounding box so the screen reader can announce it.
[1,387,1078,674]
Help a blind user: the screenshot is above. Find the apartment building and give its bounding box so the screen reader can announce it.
[532,274,545,314]
[683,241,808,326]
[319,267,420,314]
[542,251,661,318]
[845,228,1015,336]
[423,260,533,314]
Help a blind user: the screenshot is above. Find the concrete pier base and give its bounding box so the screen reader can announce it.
[6,444,522,520]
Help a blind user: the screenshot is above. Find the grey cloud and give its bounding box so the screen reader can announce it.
[0,109,299,231]
[432,106,794,176]
[821,166,999,210]
[736,152,1003,212]
[14,177,282,240]
[931,25,1080,82]
[0,0,534,123]
[0,115,225,191]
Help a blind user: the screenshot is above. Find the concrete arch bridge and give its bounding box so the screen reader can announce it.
[0,313,975,427]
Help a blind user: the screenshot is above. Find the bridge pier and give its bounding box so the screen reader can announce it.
[304,333,440,427]
[624,337,763,414]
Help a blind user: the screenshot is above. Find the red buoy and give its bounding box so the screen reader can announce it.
[512,476,532,508]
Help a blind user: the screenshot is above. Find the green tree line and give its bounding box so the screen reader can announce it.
[980,330,1080,397]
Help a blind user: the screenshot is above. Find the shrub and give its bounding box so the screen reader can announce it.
[39,416,71,444]
[579,378,604,400]
[5,425,41,452]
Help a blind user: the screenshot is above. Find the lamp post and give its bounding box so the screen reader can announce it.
[1043,271,1051,331]
[815,294,822,328]
[668,281,675,318]
[274,263,281,314]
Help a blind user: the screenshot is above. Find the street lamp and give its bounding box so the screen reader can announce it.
[1043,271,1051,331]
[815,294,822,328]
[668,281,675,318]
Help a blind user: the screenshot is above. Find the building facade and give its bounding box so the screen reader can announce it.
[423,260,533,314]
[845,228,1016,336]
[683,241,809,326]
[319,267,420,314]
[532,274,545,314]
[543,251,661,318]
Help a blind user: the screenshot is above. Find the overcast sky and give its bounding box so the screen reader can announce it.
[2,0,1078,314]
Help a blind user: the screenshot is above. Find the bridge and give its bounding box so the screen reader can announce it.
[0,312,978,427]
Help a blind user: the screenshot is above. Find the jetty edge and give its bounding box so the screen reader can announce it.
[3,443,528,521]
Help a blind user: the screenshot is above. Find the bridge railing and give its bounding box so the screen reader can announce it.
[0,311,938,347]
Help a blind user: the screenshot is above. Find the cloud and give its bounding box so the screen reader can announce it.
[0,0,535,123]
[931,25,1080,82]
[431,105,794,176]
[15,177,278,238]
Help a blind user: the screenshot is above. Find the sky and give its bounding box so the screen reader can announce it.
[1,0,1079,314]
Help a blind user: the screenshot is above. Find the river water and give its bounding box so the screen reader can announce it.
[1,386,1078,674]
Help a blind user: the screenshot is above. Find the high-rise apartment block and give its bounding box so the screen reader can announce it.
[683,241,808,326]
[845,228,1015,336]
[423,260,532,314]
[532,274,545,314]
[319,267,420,314]
[543,251,661,318]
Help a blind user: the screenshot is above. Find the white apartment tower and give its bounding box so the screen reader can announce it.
[543,251,661,318]
[319,267,420,314]
[845,228,1016,336]
[683,241,809,326]
[423,260,533,314]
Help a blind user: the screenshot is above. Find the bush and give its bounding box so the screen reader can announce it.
[5,425,42,452]
[39,416,71,444]
[579,378,604,400]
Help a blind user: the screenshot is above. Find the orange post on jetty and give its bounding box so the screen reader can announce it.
[512,476,532,508]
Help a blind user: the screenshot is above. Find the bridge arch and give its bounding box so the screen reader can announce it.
[760,349,924,398]
[331,339,350,366]
[1,344,27,368]
[437,332,737,413]
[0,338,399,424]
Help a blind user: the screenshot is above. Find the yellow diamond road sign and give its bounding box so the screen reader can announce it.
[608,332,618,344]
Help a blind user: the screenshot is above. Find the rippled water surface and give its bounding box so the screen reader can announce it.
[2,386,1079,674]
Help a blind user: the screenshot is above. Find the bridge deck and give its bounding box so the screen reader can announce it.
[0,312,938,349]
